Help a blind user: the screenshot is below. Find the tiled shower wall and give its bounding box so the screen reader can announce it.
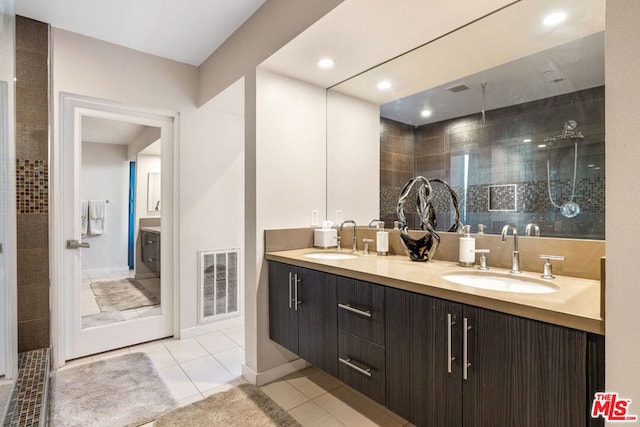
[15,17,50,352]
[380,86,605,240]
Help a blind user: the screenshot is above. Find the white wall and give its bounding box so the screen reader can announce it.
[327,90,380,225]
[251,69,327,376]
[179,78,244,333]
[605,0,640,411]
[50,29,245,350]
[80,142,129,272]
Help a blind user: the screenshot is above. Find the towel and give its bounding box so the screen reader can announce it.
[88,200,106,236]
[81,200,89,236]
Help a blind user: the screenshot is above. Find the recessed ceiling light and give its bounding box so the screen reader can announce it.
[523,138,532,143]
[543,11,567,26]
[421,110,432,118]
[317,58,335,69]
[537,144,547,148]
[377,80,392,90]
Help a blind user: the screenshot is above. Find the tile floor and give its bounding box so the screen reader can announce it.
[81,269,161,322]
[59,324,412,426]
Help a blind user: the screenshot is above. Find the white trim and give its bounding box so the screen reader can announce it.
[241,358,309,386]
[179,315,245,340]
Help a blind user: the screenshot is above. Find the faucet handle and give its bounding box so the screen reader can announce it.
[539,254,564,279]
[363,238,374,255]
[477,224,486,234]
[474,249,490,270]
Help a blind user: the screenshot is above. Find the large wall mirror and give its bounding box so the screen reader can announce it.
[328,0,605,240]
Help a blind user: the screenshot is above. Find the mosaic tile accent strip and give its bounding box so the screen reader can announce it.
[3,348,50,427]
[16,160,48,214]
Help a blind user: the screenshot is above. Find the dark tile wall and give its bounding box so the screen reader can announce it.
[16,16,50,352]
[380,86,605,239]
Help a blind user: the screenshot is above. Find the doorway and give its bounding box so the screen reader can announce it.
[54,94,177,362]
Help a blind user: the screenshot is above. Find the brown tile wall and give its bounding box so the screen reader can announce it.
[380,87,605,240]
[16,16,50,352]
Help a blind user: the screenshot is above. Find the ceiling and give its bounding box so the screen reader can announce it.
[82,116,147,145]
[15,0,267,66]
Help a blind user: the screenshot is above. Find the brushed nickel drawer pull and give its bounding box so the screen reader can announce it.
[339,357,372,377]
[338,303,372,318]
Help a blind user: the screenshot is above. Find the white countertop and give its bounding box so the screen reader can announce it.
[265,248,604,335]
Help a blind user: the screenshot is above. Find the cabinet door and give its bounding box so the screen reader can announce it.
[268,262,298,353]
[385,287,412,421]
[463,306,587,427]
[411,293,464,427]
[298,267,338,377]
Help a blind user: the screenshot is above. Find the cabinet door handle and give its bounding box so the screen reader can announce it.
[294,273,301,311]
[463,317,472,380]
[338,303,372,318]
[288,272,293,309]
[447,313,456,374]
[339,357,372,377]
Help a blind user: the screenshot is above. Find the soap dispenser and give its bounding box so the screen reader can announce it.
[376,222,389,256]
[459,225,475,267]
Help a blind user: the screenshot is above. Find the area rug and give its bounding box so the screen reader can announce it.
[152,383,301,427]
[49,353,177,427]
[90,278,160,312]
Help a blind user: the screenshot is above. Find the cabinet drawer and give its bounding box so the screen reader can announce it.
[337,277,385,346]
[338,330,385,405]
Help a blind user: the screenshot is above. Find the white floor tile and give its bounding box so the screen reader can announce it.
[180,356,235,393]
[93,348,131,362]
[164,338,210,363]
[157,364,201,401]
[212,346,244,378]
[140,346,178,370]
[195,332,239,355]
[221,326,245,347]
[177,393,204,408]
[289,400,346,427]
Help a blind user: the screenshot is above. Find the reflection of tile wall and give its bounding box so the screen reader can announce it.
[16,16,50,352]
[16,159,48,214]
[379,86,605,240]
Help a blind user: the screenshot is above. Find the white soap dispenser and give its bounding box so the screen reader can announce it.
[459,225,475,267]
[376,222,389,256]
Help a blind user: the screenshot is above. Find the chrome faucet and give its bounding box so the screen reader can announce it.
[340,220,358,253]
[525,223,540,237]
[501,224,521,274]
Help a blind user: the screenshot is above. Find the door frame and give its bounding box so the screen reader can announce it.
[51,93,180,367]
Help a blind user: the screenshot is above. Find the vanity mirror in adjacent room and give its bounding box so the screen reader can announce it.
[328,0,605,240]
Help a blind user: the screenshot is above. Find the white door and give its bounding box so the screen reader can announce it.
[58,95,176,360]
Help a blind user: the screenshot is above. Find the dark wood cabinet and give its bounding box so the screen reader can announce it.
[269,260,603,427]
[141,230,160,277]
[268,262,337,377]
[387,286,591,427]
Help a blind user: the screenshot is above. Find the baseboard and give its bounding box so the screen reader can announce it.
[179,315,244,339]
[82,266,132,275]
[241,358,309,386]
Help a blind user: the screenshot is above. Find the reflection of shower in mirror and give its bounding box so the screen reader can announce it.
[544,120,585,218]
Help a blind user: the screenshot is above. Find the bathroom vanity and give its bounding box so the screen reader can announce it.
[140,227,161,277]
[266,248,604,426]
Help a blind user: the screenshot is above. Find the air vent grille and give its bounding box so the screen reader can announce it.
[446,83,471,93]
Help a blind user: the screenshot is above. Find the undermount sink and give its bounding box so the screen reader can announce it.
[441,271,558,294]
[304,251,358,260]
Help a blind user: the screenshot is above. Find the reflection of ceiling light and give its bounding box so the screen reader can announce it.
[595,167,601,170]
[537,144,547,148]
[523,138,532,143]
[543,12,567,26]
[588,164,595,168]
[377,80,392,90]
[317,58,335,69]
[421,110,432,117]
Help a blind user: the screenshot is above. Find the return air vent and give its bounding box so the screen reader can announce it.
[198,248,241,323]
[446,83,471,93]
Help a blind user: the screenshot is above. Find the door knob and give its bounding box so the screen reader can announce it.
[66,239,90,249]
